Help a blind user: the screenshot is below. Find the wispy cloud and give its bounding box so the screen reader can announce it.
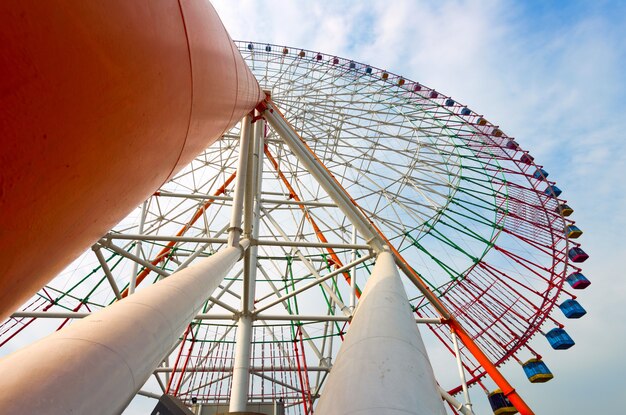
[208,1,626,413]
[2,2,620,415]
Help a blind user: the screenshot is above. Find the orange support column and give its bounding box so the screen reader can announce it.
[0,1,264,320]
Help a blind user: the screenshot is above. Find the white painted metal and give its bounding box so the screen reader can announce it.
[452,329,475,414]
[262,101,455,323]
[229,114,264,412]
[438,386,474,415]
[0,241,248,415]
[105,233,228,244]
[129,200,148,294]
[263,103,385,253]
[228,114,253,248]
[1,41,553,413]
[105,233,369,250]
[92,245,122,300]
[260,206,352,316]
[230,313,254,412]
[100,239,170,277]
[253,253,375,314]
[350,226,357,310]
[314,251,445,415]
[9,311,442,325]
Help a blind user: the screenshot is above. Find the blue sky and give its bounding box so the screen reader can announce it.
[203,1,626,414]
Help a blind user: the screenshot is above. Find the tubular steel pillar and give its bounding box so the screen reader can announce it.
[452,329,474,414]
[228,114,253,248]
[438,386,474,415]
[0,241,248,414]
[129,200,148,294]
[350,226,358,310]
[261,98,535,415]
[229,113,265,412]
[315,251,446,414]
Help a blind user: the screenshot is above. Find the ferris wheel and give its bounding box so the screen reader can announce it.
[0,41,589,414]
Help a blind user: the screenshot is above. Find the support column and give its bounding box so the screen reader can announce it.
[228,113,253,248]
[350,226,357,311]
[0,241,248,415]
[229,113,265,412]
[315,251,446,414]
[129,200,148,294]
[261,99,534,415]
[452,330,474,414]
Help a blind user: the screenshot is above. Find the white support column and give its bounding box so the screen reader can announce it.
[229,113,265,412]
[315,251,446,415]
[0,241,248,415]
[452,330,474,414]
[438,386,474,415]
[129,200,148,294]
[228,114,253,248]
[350,226,357,311]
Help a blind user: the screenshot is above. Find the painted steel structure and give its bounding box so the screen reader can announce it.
[0,242,247,414]
[0,34,589,415]
[315,251,445,414]
[0,0,264,321]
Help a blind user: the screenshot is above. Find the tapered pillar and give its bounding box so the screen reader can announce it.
[315,251,445,415]
[0,241,247,415]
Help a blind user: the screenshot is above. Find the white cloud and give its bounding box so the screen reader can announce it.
[207,1,626,413]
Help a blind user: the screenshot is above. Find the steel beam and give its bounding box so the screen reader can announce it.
[263,101,385,253]
[0,241,248,414]
[229,113,264,412]
[262,99,534,414]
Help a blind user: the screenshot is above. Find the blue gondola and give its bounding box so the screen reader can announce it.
[265,45,271,52]
[555,203,573,216]
[365,66,372,74]
[247,43,254,50]
[546,327,575,349]
[565,272,591,289]
[488,389,517,415]
[544,185,562,197]
[461,107,471,116]
[445,98,455,106]
[559,299,587,318]
[349,61,356,69]
[565,224,583,239]
[533,168,549,180]
[522,358,554,383]
[568,247,589,262]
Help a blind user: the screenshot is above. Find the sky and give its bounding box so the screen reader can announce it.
[123,1,626,413]
[209,1,624,414]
